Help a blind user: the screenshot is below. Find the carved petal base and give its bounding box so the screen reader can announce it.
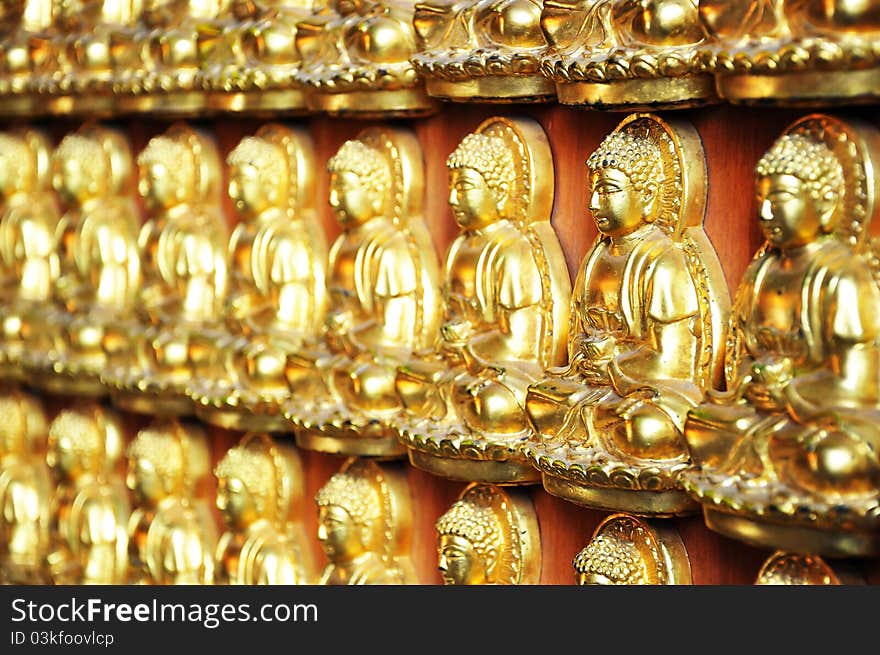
[555,74,717,111]
[189,381,293,432]
[306,88,440,119]
[717,68,880,107]
[292,401,406,458]
[424,75,555,103]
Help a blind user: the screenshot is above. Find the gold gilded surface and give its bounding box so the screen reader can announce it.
[682,115,880,557]
[755,550,862,585]
[126,420,216,584]
[287,127,441,457]
[315,457,417,584]
[394,116,571,484]
[435,483,540,584]
[523,113,728,514]
[215,433,315,584]
[411,0,556,102]
[0,0,53,117]
[573,513,691,584]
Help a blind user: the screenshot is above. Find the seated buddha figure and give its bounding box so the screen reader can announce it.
[103,124,226,416]
[411,0,555,102]
[682,115,880,557]
[0,0,52,117]
[315,458,417,585]
[188,126,327,432]
[435,483,540,585]
[45,404,130,584]
[523,113,729,517]
[541,0,716,109]
[0,389,51,584]
[286,128,440,458]
[126,420,216,584]
[394,116,571,484]
[214,433,315,584]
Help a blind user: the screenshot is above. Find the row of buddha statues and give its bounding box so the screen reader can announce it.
[0,0,878,118]
[0,386,864,585]
[1,109,880,568]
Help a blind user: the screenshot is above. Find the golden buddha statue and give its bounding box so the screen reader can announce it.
[315,458,417,584]
[0,389,51,584]
[126,420,216,584]
[294,0,438,116]
[411,0,555,102]
[188,125,327,432]
[0,0,53,117]
[435,483,540,584]
[522,113,729,516]
[288,127,441,458]
[573,513,691,584]
[682,115,880,557]
[755,551,862,585]
[541,0,717,109]
[45,404,130,584]
[394,116,571,484]
[214,433,315,584]
[699,0,880,105]
[103,123,226,417]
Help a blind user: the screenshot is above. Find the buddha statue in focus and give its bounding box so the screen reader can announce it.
[45,404,130,584]
[755,551,863,585]
[188,125,327,432]
[287,127,441,458]
[573,513,691,584]
[126,420,216,584]
[214,433,315,584]
[0,0,53,117]
[103,123,227,417]
[435,483,540,584]
[522,113,728,516]
[540,0,716,109]
[698,0,880,105]
[411,0,555,102]
[0,389,51,584]
[315,458,417,584]
[682,115,880,557]
[394,116,571,484]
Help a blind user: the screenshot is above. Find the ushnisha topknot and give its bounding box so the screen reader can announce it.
[446,133,516,199]
[435,499,502,572]
[755,132,844,204]
[586,129,664,196]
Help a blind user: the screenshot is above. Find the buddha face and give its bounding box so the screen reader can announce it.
[139,159,188,212]
[757,173,834,248]
[46,434,88,481]
[126,456,168,506]
[448,167,500,230]
[216,475,260,530]
[589,167,651,238]
[329,170,379,226]
[228,163,272,218]
[438,533,487,585]
[317,504,366,562]
[54,154,102,206]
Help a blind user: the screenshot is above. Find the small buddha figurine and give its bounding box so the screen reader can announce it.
[45,404,130,584]
[540,0,717,109]
[682,115,880,557]
[188,125,327,432]
[29,124,141,396]
[411,0,555,102]
[522,113,729,516]
[699,0,880,105]
[394,116,571,484]
[214,433,315,584]
[0,389,51,584]
[286,127,441,458]
[126,420,216,584]
[315,458,417,584]
[755,551,863,585]
[103,123,227,417]
[573,513,691,585]
[435,483,540,584]
[0,0,53,117]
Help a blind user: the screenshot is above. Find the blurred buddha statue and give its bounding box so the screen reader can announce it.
[214,433,315,584]
[412,0,555,102]
[683,115,880,557]
[755,551,863,585]
[541,0,716,109]
[699,0,880,105]
[46,404,130,584]
[435,483,540,584]
[0,128,60,382]
[126,420,216,584]
[189,125,327,432]
[0,0,53,117]
[286,127,440,458]
[103,123,226,417]
[573,513,691,584]
[394,116,571,484]
[315,458,417,584]
[0,389,51,584]
[523,113,728,516]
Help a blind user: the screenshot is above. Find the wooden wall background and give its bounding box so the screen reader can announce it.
[13,98,880,585]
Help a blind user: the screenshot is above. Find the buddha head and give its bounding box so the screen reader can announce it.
[754,133,844,249]
[586,128,665,239]
[227,136,289,220]
[0,133,36,199]
[315,468,383,563]
[52,133,111,207]
[435,498,503,585]
[0,390,47,458]
[46,405,124,483]
[327,139,391,226]
[446,133,516,230]
[573,531,649,585]
[137,134,198,212]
